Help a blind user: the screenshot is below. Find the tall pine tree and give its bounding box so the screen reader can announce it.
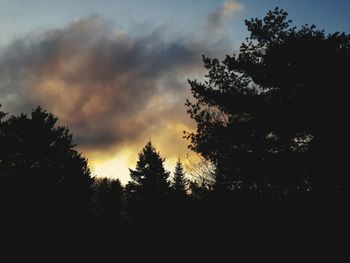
[129,141,170,203]
[172,159,187,196]
[124,141,171,253]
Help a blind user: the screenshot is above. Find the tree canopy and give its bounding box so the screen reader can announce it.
[0,106,95,257]
[0,106,92,185]
[186,7,349,192]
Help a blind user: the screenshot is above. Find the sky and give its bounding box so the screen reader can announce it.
[1,0,349,183]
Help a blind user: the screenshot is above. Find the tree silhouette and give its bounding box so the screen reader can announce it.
[0,104,5,120]
[94,177,124,251]
[186,8,349,197]
[0,106,92,181]
[129,141,170,202]
[0,106,95,256]
[172,159,187,196]
[122,141,172,257]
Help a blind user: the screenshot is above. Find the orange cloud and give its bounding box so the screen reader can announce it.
[206,0,244,35]
[222,1,244,17]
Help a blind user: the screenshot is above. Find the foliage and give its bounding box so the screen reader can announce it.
[0,106,95,256]
[129,141,170,202]
[172,159,188,195]
[186,7,349,191]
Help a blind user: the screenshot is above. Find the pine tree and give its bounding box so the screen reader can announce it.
[172,159,187,195]
[129,141,170,202]
[186,7,349,192]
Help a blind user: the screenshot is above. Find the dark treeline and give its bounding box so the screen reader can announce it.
[0,8,348,259]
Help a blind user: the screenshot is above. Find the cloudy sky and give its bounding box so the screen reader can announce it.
[1,0,349,183]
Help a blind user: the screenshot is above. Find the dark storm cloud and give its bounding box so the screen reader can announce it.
[0,16,203,152]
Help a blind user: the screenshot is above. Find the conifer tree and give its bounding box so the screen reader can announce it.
[129,141,170,202]
[186,7,349,192]
[172,159,187,195]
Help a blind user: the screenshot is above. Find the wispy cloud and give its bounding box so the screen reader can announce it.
[222,1,244,17]
[207,1,244,33]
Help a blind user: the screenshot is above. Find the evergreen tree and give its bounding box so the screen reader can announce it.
[186,7,349,193]
[123,141,171,255]
[172,159,187,195]
[129,141,170,202]
[0,106,95,255]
